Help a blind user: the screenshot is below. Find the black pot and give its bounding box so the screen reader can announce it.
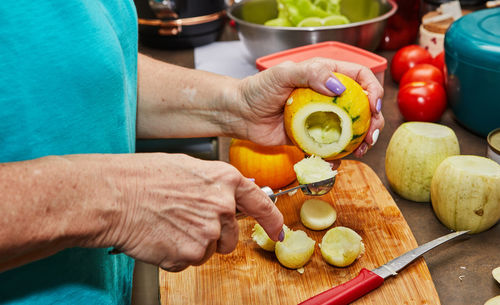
[422,0,487,12]
[134,0,227,49]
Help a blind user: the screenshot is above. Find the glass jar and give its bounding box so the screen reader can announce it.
[378,0,421,50]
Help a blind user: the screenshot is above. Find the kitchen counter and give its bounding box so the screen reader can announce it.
[137,25,500,305]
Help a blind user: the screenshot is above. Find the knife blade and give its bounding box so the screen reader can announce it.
[299,230,469,305]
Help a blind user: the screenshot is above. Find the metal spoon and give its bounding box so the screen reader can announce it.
[109,177,338,254]
[235,177,336,220]
[262,176,337,201]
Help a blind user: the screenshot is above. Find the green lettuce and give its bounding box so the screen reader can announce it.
[264,0,349,27]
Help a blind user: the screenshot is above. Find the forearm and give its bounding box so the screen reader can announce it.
[136,53,245,139]
[0,155,123,272]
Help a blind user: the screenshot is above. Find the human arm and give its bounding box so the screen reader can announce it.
[136,54,384,157]
[136,53,242,139]
[0,153,283,272]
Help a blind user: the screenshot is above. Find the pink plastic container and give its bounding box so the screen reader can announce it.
[255,41,387,86]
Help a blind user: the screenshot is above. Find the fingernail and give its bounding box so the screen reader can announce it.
[278,229,285,242]
[376,98,382,113]
[326,76,346,95]
[358,143,368,156]
[371,129,380,146]
[248,178,255,182]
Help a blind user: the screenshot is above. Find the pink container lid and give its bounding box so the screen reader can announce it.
[255,41,387,73]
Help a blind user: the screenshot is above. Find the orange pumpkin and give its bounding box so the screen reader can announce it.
[229,139,304,189]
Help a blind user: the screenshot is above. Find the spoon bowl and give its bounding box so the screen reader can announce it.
[264,176,336,201]
[236,177,336,220]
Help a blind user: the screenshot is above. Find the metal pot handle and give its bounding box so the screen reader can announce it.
[138,10,226,36]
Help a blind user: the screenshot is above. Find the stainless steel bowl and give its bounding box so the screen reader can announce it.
[227,0,397,60]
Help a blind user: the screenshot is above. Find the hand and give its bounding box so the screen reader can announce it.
[234,57,384,157]
[96,153,283,272]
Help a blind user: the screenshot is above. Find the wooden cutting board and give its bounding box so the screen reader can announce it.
[159,160,440,305]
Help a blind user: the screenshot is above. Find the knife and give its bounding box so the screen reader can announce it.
[299,230,469,305]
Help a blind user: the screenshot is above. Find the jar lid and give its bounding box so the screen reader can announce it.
[445,8,500,69]
[424,0,486,6]
[488,128,500,155]
[422,10,472,34]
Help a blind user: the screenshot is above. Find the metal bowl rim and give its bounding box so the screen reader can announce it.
[227,0,398,31]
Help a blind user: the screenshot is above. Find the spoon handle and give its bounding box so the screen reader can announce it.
[268,185,304,200]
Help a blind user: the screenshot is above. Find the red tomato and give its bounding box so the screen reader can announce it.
[391,45,433,83]
[397,81,447,122]
[431,51,445,74]
[400,64,444,87]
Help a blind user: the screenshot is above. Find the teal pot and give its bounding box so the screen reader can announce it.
[444,8,500,137]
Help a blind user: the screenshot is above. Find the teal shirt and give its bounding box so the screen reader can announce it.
[0,1,138,304]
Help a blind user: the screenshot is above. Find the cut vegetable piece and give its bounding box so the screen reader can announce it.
[322,15,349,25]
[300,199,337,230]
[320,226,364,267]
[294,155,337,185]
[264,17,293,27]
[297,17,323,27]
[275,229,315,269]
[431,155,500,233]
[284,73,371,160]
[251,223,289,252]
[385,122,460,202]
[263,0,350,28]
[485,296,500,305]
[492,267,500,284]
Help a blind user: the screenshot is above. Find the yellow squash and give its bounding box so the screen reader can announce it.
[284,73,371,160]
[229,139,304,189]
[385,122,460,202]
[431,155,500,234]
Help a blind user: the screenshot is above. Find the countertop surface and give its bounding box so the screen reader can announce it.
[139,26,500,305]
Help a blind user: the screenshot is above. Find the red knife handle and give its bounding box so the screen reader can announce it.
[299,268,384,305]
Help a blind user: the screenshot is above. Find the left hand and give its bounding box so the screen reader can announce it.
[233,57,384,158]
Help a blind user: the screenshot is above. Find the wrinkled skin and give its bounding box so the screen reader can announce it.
[100,153,283,272]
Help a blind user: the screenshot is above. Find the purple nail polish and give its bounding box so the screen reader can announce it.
[376,98,382,113]
[326,76,346,95]
[278,229,285,242]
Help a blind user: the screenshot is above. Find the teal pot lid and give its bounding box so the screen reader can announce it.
[445,8,500,70]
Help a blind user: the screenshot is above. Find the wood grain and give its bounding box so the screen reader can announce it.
[159,160,440,305]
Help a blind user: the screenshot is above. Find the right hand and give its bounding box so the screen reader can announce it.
[93,153,283,272]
